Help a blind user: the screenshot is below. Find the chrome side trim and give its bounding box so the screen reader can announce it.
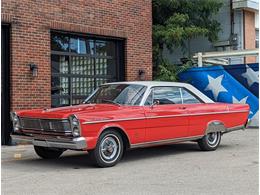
[11,134,87,150]
[130,135,203,149]
[206,120,245,135]
[222,125,245,134]
[83,117,145,124]
[130,124,245,149]
[82,110,249,125]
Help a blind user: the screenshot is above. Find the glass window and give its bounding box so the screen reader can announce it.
[70,37,87,54]
[70,56,94,75]
[51,76,69,95]
[132,87,146,105]
[86,84,147,106]
[51,55,69,74]
[144,90,153,106]
[71,77,95,96]
[96,41,116,56]
[51,97,70,108]
[51,34,69,52]
[144,87,202,106]
[51,32,124,107]
[95,58,116,77]
[145,87,182,105]
[181,88,201,104]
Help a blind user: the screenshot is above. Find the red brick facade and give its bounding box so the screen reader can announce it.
[243,10,257,63]
[1,0,152,110]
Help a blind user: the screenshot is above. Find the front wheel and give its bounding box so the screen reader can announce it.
[34,146,64,159]
[89,130,124,168]
[198,132,221,151]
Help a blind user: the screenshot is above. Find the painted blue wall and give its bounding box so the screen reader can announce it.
[179,64,259,126]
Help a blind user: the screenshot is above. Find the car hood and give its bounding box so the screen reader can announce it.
[16,104,122,119]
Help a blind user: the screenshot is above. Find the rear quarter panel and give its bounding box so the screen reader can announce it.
[227,104,250,127]
[187,103,249,136]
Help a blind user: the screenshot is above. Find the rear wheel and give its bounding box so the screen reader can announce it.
[89,130,124,168]
[198,132,221,151]
[34,146,64,159]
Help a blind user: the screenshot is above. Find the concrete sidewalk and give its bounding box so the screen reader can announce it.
[2,128,259,195]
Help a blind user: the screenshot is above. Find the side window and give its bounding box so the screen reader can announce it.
[144,87,182,105]
[181,88,201,104]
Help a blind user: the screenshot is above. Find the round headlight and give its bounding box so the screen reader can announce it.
[11,113,20,132]
[72,117,79,126]
[69,114,81,137]
[13,126,19,131]
[13,116,19,123]
[72,127,80,137]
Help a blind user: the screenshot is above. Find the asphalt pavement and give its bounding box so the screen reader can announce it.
[1,128,259,195]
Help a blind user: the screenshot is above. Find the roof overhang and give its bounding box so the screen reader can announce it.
[232,0,259,12]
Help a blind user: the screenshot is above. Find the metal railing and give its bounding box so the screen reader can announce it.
[193,49,259,67]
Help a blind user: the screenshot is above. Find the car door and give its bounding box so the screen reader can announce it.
[143,86,189,142]
[180,87,217,137]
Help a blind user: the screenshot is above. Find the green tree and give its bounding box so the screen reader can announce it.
[152,0,223,80]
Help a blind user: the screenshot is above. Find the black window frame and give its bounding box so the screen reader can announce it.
[51,30,125,107]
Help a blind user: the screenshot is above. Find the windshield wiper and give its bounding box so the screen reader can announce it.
[102,99,121,106]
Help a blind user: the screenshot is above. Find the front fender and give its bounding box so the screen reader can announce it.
[85,123,131,150]
[97,123,129,138]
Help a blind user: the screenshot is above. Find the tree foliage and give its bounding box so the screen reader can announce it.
[152,0,223,67]
[154,59,193,81]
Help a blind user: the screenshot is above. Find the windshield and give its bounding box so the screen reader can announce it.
[85,84,147,106]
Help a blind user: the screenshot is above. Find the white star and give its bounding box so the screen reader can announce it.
[232,96,248,104]
[205,75,228,100]
[241,65,259,87]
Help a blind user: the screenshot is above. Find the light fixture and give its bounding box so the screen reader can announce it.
[28,63,38,77]
[138,69,145,81]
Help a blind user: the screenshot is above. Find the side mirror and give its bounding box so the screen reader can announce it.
[151,100,160,108]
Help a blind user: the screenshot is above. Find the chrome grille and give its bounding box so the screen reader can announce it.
[20,118,71,132]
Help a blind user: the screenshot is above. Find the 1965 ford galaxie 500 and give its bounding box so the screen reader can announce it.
[11,81,250,167]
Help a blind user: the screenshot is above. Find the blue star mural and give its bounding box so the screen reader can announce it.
[223,63,259,97]
[179,64,259,127]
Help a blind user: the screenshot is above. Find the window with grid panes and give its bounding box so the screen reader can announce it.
[51,32,125,107]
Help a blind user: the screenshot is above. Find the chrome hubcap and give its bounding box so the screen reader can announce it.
[207,132,219,146]
[99,134,120,163]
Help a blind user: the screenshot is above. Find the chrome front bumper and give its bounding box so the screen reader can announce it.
[11,134,87,150]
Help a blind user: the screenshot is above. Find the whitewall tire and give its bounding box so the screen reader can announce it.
[89,130,124,168]
[198,132,221,151]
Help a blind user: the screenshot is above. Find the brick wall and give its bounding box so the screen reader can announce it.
[243,10,256,63]
[1,0,152,110]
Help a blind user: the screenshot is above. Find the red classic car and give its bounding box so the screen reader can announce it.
[11,81,250,167]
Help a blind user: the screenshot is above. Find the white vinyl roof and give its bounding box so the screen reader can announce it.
[104,81,214,103]
[106,81,192,87]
